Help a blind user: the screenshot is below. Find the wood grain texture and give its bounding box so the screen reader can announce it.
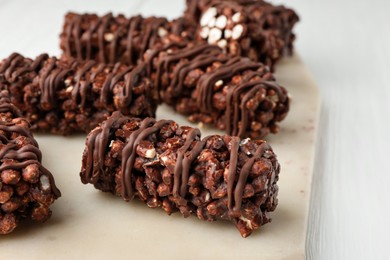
[282,0,390,259]
[0,0,388,259]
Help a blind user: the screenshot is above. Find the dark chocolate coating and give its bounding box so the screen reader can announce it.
[185,0,299,70]
[0,90,60,235]
[145,41,290,139]
[81,111,280,238]
[59,12,290,139]
[60,13,195,66]
[0,53,156,135]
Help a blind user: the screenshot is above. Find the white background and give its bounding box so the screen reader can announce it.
[0,0,389,259]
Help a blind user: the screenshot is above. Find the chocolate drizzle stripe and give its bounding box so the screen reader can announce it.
[0,103,22,117]
[0,135,8,143]
[145,41,186,77]
[102,63,124,105]
[228,80,260,136]
[121,64,145,109]
[0,143,17,158]
[89,18,105,60]
[72,15,82,60]
[81,111,124,181]
[94,112,129,183]
[233,142,269,212]
[227,137,240,211]
[98,13,112,63]
[11,66,30,82]
[83,112,127,183]
[72,60,96,106]
[140,20,158,57]
[172,128,201,199]
[179,136,210,197]
[225,78,286,136]
[64,17,73,58]
[107,65,134,106]
[0,53,20,74]
[124,16,141,65]
[39,58,56,110]
[30,54,49,72]
[83,128,100,183]
[156,44,221,94]
[197,58,262,113]
[0,124,37,147]
[90,63,106,81]
[0,143,42,162]
[121,118,172,201]
[109,30,119,64]
[120,119,154,200]
[4,54,24,81]
[238,86,261,137]
[171,51,226,96]
[0,92,22,118]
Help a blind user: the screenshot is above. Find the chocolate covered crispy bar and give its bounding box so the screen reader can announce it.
[185,0,299,69]
[81,111,280,237]
[60,13,195,66]
[0,53,156,135]
[145,42,289,139]
[0,90,61,234]
[59,13,290,139]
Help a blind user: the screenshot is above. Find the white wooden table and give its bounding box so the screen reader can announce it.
[0,0,389,259]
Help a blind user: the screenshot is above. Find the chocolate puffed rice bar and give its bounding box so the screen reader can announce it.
[0,53,156,135]
[59,13,290,139]
[185,0,299,69]
[144,41,290,139]
[60,13,195,66]
[0,90,61,234]
[80,111,280,238]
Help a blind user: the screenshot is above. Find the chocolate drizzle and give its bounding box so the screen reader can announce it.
[197,57,260,112]
[0,52,155,134]
[226,77,285,137]
[71,60,96,107]
[0,124,37,146]
[83,111,129,184]
[172,128,201,200]
[185,0,299,69]
[61,13,190,66]
[232,141,269,213]
[0,91,22,117]
[59,12,290,138]
[124,15,142,65]
[120,118,172,200]
[225,137,270,215]
[179,135,209,197]
[153,43,222,97]
[146,41,287,138]
[227,137,240,212]
[39,58,69,110]
[82,112,273,219]
[0,91,61,197]
[1,53,138,110]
